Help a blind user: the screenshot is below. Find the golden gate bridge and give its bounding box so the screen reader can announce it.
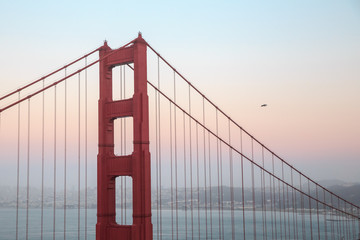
[0,33,359,240]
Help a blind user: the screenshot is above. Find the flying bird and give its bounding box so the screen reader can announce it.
[261,104,267,107]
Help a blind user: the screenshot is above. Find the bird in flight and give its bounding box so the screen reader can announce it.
[261,104,267,107]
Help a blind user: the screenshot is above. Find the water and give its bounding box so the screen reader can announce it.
[0,208,358,239]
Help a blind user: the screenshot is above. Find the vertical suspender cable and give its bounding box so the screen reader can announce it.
[170,101,174,240]
[345,203,349,239]
[41,80,45,240]
[188,85,194,240]
[196,123,200,239]
[351,207,354,239]
[323,190,327,240]
[85,57,88,240]
[316,185,320,240]
[174,71,179,240]
[155,61,159,240]
[272,154,278,240]
[216,109,222,239]
[261,147,265,240]
[64,68,67,240]
[342,201,346,239]
[354,207,357,239]
[157,57,163,240]
[53,86,57,240]
[251,139,256,240]
[286,184,291,239]
[278,176,283,239]
[220,130,224,239]
[281,162,287,239]
[26,99,30,240]
[358,208,360,239]
[16,92,20,240]
[337,197,340,237]
[308,179,313,240]
[262,147,268,240]
[330,194,334,239]
[286,175,290,238]
[241,130,246,240]
[78,73,81,240]
[341,200,344,238]
[208,131,213,239]
[291,168,298,240]
[351,207,356,239]
[188,86,194,240]
[203,98,208,239]
[269,173,274,240]
[300,175,305,240]
[183,112,187,240]
[229,118,235,240]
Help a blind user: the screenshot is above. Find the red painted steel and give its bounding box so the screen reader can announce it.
[97,33,152,240]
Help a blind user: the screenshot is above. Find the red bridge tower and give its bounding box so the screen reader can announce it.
[96,34,153,240]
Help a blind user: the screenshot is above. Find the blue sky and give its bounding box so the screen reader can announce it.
[0,0,360,184]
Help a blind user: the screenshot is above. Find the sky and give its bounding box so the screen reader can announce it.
[0,0,360,185]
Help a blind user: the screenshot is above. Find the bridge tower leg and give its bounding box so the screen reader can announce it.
[96,33,153,240]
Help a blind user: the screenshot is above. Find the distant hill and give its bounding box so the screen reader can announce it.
[318,179,359,188]
[327,184,360,205]
[1,182,359,209]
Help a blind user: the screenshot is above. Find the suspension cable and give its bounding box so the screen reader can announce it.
[281,161,287,239]
[203,97,208,239]
[148,81,360,220]
[0,48,100,102]
[216,109,222,239]
[155,62,159,240]
[188,85,194,240]
[261,146,267,240]
[308,179,313,240]
[174,71,179,240]
[84,57,88,240]
[157,56,163,240]
[0,39,135,114]
[41,80,45,240]
[196,122,200,239]
[145,42,360,215]
[183,111,188,239]
[240,129,246,240]
[64,68,67,240]
[229,118,235,240]
[316,185,320,240]
[16,92,20,240]
[170,101,174,240]
[220,132,224,240]
[78,72,81,240]
[53,86,57,240]
[251,139,256,240]
[208,130,213,239]
[26,99,30,240]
